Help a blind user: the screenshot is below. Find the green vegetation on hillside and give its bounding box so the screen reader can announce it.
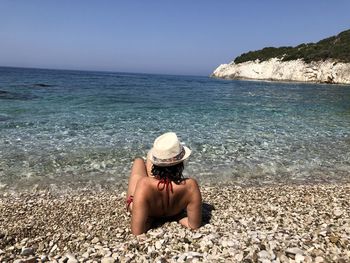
[234,29,350,64]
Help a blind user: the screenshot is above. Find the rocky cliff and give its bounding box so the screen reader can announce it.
[211,58,350,84]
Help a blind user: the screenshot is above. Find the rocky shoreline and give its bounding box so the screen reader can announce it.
[211,59,350,85]
[1,183,349,262]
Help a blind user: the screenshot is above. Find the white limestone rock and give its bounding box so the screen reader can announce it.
[211,58,350,84]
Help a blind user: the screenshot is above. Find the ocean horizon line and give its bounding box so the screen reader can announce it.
[0,65,208,79]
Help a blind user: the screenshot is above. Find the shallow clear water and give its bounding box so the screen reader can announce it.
[0,67,349,190]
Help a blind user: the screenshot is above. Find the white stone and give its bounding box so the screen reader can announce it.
[211,58,350,84]
[40,255,49,262]
[187,252,202,258]
[177,253,187,262]
[285,247,304,255]
[192,233,203,239]
[226,240,236,247]
[101,257,115,263]
[315,256,324,263]
[66,253,78,263]
[20,238,29,245]
[147,245,155,255]
[149,229,164,238]
[91,237,100,244]
[319,231,327,237]
[111,252,119,260]
[295,254,305,263]
[155,241,162,250]
[234,252,244,261]
[258,250,271,259]
[50,244,58,253]
[333,209,343,217]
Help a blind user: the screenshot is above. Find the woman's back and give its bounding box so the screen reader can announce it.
[134,177,199,217]
[131,175,201,235]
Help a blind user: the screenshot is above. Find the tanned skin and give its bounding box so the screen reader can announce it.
[127,158,202,235]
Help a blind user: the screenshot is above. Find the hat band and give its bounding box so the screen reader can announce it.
[152,146,185,164]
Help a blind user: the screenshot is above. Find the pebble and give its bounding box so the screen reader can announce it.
[20,247,35,256]
[192,233,203,239]
[227,240,236,247]
[295,253,305,263]
[101,257,115,263]
[155,240,162,249]
[20,238,29,245]
[0,184,349,262]
[42,255,49,262]
[258,250,270,259]
[234,252,244,261]
[91,237,100,244]
[23,257,37,263]
[66,252,78,263]
[285,247,304,256]
[333,209,343,217]
[315,256,324,263]
[111,253,119,260]
[50,244,58,253]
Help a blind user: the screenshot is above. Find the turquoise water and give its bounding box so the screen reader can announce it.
[0,67,349,190]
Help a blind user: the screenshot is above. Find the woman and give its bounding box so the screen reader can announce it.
[126,132,202,235]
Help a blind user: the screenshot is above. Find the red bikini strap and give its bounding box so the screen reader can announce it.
[125,195,134,211]
[157,178,173,193]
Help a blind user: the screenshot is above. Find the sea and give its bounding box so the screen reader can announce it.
[0,67,349,191]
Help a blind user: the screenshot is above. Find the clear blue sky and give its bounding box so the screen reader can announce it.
[1,0,349,76]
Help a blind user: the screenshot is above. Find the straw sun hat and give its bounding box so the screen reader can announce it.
[148,132,191,167]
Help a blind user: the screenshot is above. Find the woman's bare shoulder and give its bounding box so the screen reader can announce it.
[181,178,200,190]
[183,177,199,184]
[182,178,201,206]
[135,177,155,193]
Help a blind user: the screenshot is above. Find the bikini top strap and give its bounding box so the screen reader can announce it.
[157,177,173,193]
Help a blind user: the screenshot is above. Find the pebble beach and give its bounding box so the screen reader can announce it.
[1,183,349,263]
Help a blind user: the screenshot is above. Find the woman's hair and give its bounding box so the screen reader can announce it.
[151,162,184,183]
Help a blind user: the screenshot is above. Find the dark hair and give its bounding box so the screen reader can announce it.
[151,162,184,184]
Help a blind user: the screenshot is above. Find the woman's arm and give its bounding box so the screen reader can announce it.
[131,204,152,235]
[179,179,202,229]
[131,179,152,235]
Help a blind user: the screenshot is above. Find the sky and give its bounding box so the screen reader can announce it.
[0,1,349,76]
